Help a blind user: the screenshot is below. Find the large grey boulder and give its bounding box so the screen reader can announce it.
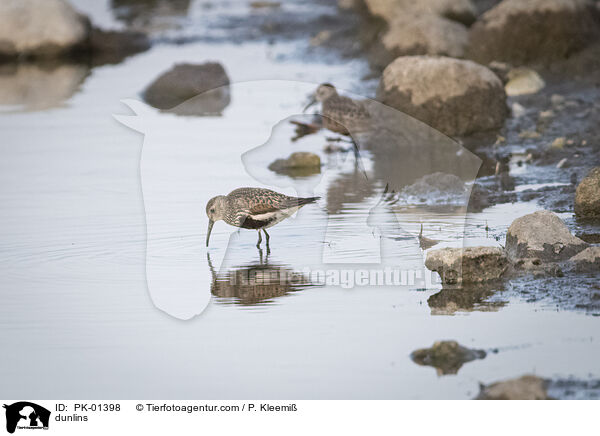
[425,246,508,285]
[477,375,550,400]
[376,56,507,136]
[143,63,230,114]
[411,340,486,375]
[0,0,89,59]
[575,167,600,218]
[505,210,588,262]
[364,0,477,25]
[374,14,468,67]
[468,0,599,64]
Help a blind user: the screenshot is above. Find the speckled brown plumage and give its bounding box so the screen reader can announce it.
[206,187,320,248]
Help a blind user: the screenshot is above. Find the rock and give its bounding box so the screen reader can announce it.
[511,102,526,118]
[268,152,321,177]
[575,167,600,218]
[338,0,359,10]
[467,0,599,65]
[0,0,89,60]
[376,56,507,136]
[398,172,468,205]
[504,68,545,96]
[556,158,568,169]
[411,341,486,375]
[569,247,600,272]
[505,210,588,262]
[519,130,540,139]
[425,246,508,285]
[364,0,477,26]
[550,137,566,149]
[310,30,332,47]
[551,94,566,107]
[487,61,511,83]
[88,27,150,65]
[477,375,550,400]
[143,63,230,113]
[374,14,468,67]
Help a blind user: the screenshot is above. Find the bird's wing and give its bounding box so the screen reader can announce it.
[247,196,302,215]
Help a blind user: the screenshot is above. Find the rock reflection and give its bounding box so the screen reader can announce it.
[208,253,315,306]
[326,166,374,214]
[427,283,506,315]
[0,63,88,111]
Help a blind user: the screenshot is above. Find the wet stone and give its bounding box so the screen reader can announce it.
[143,63,230,113]
[476,375,550,400]
[575,167,600,218]
[425,246,508,285]
[268,152,322,178]
[505,210,588,263]
[411,340,486,375]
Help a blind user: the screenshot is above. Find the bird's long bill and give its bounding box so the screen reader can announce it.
[206,220,214,247]
[303,96,317,112]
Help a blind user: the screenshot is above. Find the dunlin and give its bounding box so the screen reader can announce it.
[206,187,320,249]
[304,83,371,135]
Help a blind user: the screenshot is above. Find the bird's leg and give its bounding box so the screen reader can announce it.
[256,229,262,248]
[263,229,271,254]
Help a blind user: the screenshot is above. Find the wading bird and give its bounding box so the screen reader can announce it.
[206,187,320,250]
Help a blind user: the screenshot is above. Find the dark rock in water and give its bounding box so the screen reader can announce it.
[569,247,600,272]
[376,56,507,136]
[398,172,467,205]
[143,63,231,115]
[425,246,508,285]
[476,375,550,400]
[87,27,150,66]
[467,0,599,65]
[411,340,486,375]
[505,210,588,262]
[575,167,600,218]
[0,0,88,61]
[268,152,321,178]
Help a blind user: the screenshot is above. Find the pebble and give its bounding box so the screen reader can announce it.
[550,137,566,149]
[511,102,526,118]
[556,158,568,168]
[519,130,540,139]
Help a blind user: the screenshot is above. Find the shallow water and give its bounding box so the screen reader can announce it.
[0,0,598,399]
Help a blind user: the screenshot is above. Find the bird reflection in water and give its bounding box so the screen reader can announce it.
[207,251,316,306]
